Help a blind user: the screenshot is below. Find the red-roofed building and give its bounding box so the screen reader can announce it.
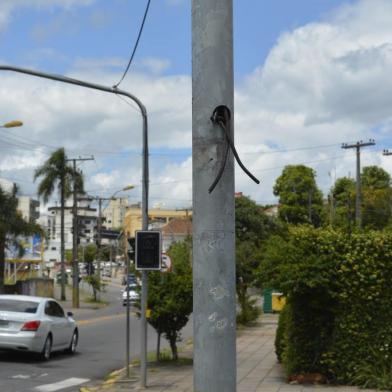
[161,218,192,251]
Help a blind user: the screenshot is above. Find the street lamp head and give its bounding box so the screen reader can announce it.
[2,120,23,128]
[122,185,135,191]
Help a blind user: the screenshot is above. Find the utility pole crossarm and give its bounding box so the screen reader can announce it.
[383,149,392,156]
[342,139,376,149]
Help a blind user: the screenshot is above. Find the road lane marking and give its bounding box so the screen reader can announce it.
[77,312,137,326]
[35,377,89,391]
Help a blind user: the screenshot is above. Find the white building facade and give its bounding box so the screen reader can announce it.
[17,196,40,222]
[102,197,128,230]
[43,196,98,263]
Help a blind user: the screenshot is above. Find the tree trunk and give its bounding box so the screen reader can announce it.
[60,176,66,301]
[156,331,161,361]
[169,336,178,361]
[0,235,6,294]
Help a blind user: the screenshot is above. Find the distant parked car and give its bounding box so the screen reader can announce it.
[121,273,137,286]
[0,295,78,360]
[122,285,139,305]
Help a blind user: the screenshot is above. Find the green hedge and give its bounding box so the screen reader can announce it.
[263,227,392,389]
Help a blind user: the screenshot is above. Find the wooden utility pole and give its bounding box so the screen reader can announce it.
[341,140,375,228]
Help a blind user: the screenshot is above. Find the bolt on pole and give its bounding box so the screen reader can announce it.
[192,1,237,391]
[342,139,375,228]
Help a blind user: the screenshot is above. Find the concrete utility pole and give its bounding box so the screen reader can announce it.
[192,1,236,391]
[67,156,94,308]
[93,196,114,299]
[342,139,375,228]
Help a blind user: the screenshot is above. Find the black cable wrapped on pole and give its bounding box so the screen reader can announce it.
[209,105,260,193]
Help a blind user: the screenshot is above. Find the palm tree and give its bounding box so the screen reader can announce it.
[0,185,41,294]
[34,148,84,300]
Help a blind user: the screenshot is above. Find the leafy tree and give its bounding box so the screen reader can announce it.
[83,275,102,302]
[0,185,41,293]
[362,187,392,230]
[144,239,192,360]
[362,166,390,189]
[362,166,392,229]
[331,167,392,230]
[235,195,280,324]
[236,241,262,324]
[273,165,324,226]
[34,148,84,300]
[330,177,355,230]
[66,244,97,263]
[82,244,98,263]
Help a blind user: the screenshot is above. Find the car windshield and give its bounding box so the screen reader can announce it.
[125,285,138,291]
[0,299,39,314]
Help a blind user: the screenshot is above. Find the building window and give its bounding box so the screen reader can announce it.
[51,247,56,251]
[85,220,91,224]
[85,230,91,234]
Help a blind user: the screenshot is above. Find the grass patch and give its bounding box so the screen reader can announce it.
[83,296,108,307]
[131,347,193,367]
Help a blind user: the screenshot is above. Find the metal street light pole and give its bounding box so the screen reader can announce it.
[94,185,135,300]
[0,64,149,382]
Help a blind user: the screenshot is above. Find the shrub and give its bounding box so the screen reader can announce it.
[275,304,288,363]
[261,227,392,388]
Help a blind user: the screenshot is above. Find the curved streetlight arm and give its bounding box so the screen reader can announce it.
[0,64,150,385]
[0,64,149,230]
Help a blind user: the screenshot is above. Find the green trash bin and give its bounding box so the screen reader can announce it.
[263,288,273,313]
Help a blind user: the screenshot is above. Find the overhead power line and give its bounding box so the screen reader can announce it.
[113,0,152,88]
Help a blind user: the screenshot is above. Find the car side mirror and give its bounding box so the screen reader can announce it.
[67,312,74,318]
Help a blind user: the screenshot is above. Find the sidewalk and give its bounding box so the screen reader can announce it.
[80,314,374,392]
[53,281,110,319]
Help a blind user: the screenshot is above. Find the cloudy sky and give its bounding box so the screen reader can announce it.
[1,0,392,210]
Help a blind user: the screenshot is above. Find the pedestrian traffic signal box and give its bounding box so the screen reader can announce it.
[135,231,161,270]
[127,237,135,261]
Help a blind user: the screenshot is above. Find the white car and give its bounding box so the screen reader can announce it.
[122,285,139,306]
[0,295,78,360]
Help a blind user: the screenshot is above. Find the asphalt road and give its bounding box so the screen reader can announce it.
[0,280,192,392]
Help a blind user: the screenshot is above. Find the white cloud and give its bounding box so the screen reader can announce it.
[0,0,95,31]
[231,0,392,201]
[141,58,171,74]
[73,57,126,70]
[3,0,392,208]
[91,171,120,190]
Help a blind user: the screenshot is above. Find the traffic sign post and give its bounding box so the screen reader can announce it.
[136,230,161,386]
[135,231,162,270]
